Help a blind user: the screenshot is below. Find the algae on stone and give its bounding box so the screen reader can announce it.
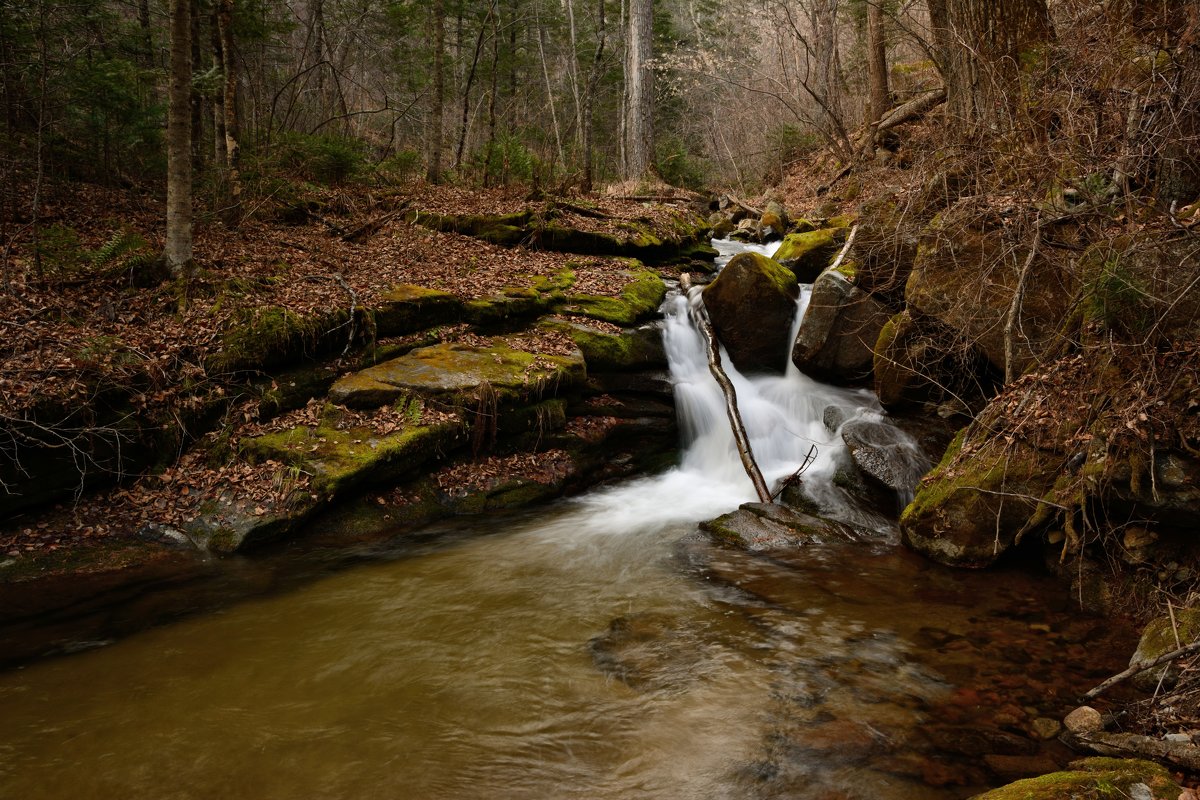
[972,757,1180,800]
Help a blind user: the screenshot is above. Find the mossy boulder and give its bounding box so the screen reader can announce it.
[242,412,465,500]
[972,757,1181,800]
[1129,609,1200,691]
[1079,236,1200,345]
[701,251,799,374]
[374,284,463,336]
[564,265,666,325]
[406,209,533,246]
[770,227,847,283]
[792,266,892,384]
[873,310,992,411]
[700,502,860,551]
[464,286,559,326]
[759,200,788,241]
[206,306,356,375]
[327,341,586,409]
[542,319,666,372]
[906,204,1078,376]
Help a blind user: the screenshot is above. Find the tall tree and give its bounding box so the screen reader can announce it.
[216,0,241,224]
[866,1,889,126]
[622,0,654,179]
[427,0,446,183]
[927,0,1053,130]
[164,0,194,277]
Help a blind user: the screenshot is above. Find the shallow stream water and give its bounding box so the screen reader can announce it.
[0,241,1135,799]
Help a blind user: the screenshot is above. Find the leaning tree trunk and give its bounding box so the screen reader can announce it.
[164,0,194,277]
[622,0,654,180]
[866,1,890,127]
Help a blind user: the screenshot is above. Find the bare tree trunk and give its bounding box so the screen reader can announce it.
[582,0,607,191]
[138,0,153,67]
[211,7,227,168]
[929,0,1053,130]
[866,1,889,126]
[622,0,653,180]
[535,1,566,170]
[427,0,446,183]
[164,0,194,277]
[484,9,499,186]
[455,1,497,171]
[190,1,204,168]
[217,0,241,225]
[564,0,585,156]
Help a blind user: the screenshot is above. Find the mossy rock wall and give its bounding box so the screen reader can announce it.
[206,306,357,376]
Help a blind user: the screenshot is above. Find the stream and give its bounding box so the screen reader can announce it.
[0,240,1136,799]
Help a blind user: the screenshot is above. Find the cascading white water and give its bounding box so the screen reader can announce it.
[568,238,923,536]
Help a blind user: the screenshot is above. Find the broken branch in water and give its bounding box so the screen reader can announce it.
[680,272,772,504]
[1084,640,1200,699]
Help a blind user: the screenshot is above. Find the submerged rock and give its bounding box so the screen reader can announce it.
[701,251,799,374]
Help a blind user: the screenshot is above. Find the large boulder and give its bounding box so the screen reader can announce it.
[901,346,1200,568]
[873,310,996,412]
[770,227,847,282]
[700,502,861,551]
[792,263,892,384]
[841,417,931,499]
[906,202,1078,376]
[702,251,799,374]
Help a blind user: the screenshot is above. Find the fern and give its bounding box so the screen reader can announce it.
[90,230,149,269]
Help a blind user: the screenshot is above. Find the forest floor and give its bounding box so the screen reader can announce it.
[0,178,703,574]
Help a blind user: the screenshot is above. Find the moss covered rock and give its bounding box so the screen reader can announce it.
[206,306,356,375]
[542,319,666,372]
[906,204,1077,376]
[1129,609,1200,691]
[792,266,892,384]
[770,228,847,283]
[373,284,463,336]
[702,251,799,374]
[564,265,666,325]
[973,757,1181,800]
[327,341,586,409]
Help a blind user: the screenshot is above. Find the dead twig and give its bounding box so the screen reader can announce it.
[1084,640,1200,699]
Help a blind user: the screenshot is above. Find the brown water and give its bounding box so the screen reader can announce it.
[0,495,1133,800]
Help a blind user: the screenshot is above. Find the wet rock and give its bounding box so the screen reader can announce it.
[563,265,666,326]
[840,417,930,497]
[585,369,673,399]
[699,502,861,551]
[1031,717,1062,740]
[792,265,892,384]
[588,612,706,690]
[924,725,1038,757]
[1063,706,1104,735]
[701,251,799,374]
[759,200,789,241]
[543,319,665,373]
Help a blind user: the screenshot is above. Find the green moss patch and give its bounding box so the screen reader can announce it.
[564,266,666,325]
[327,341,586,409]
[973,757,1180,800]
[207,306,353,375]
[770,228,847,282]
[373,284,463,336]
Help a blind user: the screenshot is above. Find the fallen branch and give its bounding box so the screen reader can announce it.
[1072,729,1200,772]
[681,272,772,504]
[1004,222,1041,384]
[341,204,409,243]
[829,224,859,276]
[302,273,359,355]
[1084,640,1200,699]
[725,194,765,218]
[875,88,946,136]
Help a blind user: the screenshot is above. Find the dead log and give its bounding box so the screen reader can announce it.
[1084,639,1200,699]
[681,272,773,504]
[342,205,408,243]
[1071,730,1200,773]
[875,88,946,136]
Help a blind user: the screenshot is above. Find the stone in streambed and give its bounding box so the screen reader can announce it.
[840,417,930,497]
[700,502,861,551]
[701,251,799,375]
[972,758,1181,800]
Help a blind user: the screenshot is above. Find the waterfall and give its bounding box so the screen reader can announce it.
[570,239,923,536]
